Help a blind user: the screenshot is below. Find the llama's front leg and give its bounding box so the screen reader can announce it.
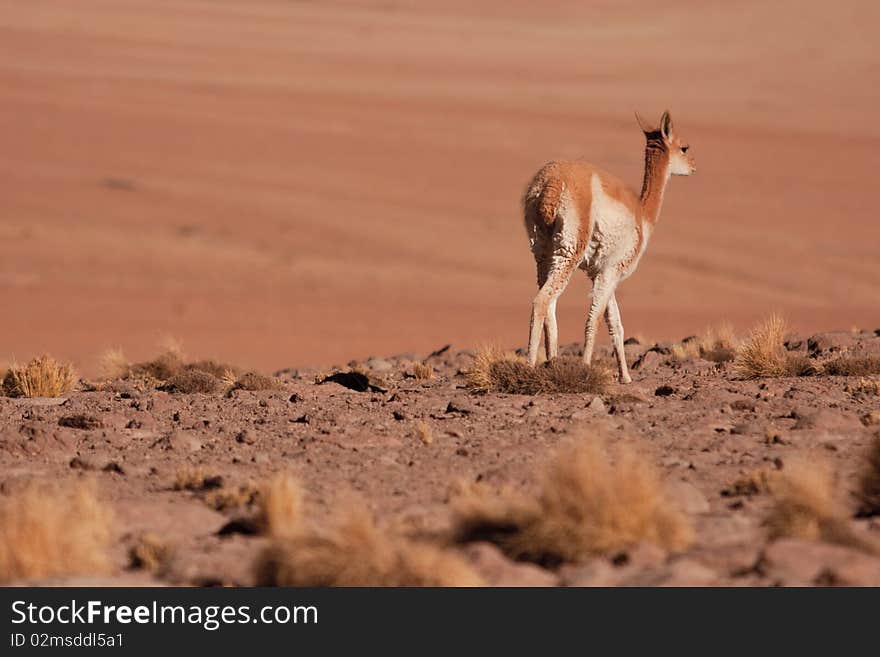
[604,293,632,384]
[582,273,617,366]
[529,257,576,365]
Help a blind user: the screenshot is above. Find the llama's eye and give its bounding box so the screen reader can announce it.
[681,146,689,153]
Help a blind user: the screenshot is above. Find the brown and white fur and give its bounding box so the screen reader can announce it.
[522,110,695,383]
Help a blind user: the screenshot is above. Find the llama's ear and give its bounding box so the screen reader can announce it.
[660,110,674,140]
[634,111,653,134]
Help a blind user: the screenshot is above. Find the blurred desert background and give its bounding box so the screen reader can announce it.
[1,0,878,375]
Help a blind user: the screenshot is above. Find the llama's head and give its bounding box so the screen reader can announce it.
[636,110,696,176]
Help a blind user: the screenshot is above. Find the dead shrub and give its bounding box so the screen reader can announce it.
[415,420,434,445]
[409,362,434,380]
[671,324,737,363]
[173,467,224,492]
[0,480,112,583]
[161,370,220,394]
[205,484,261,512]
[765,459,878,554]
[721,467,778,498]
[450,438,693,566]
[734,315,815,378]
[2,355,76,398]
[128,533,174,572]
[253,476,482,586]
[100,343,240,393]
[823,356,880,377]
[229,371,281,393]
[255,512,483,587]
[257,473,304,537]
[466,347,610,395]
[854,435,880,518]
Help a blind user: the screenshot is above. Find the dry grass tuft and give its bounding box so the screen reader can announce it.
[255,511,483,587]
[253,477,482,587]
[410,362,434,380]
[450,438,693,566]
[823,355,880,377]
[466,347,610,395]
[205,484,261,512]
[173,467,223,492]
[722,467,779,498]
[257,473,304,537]
[415,420,434,445]
[98,347,130,380]
[2,355,76,398]
[765,459,878,554]
[161,370,220,394]
[733,315,816,378]
[854,435,880,518]
[128,533,174,572]
[229,371,281,392]
[0,480,112,583]
[671,324,738,363]
[98,342,240,394]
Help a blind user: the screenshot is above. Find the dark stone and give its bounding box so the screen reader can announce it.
[730,399,757,412]
[69,456,96,470]
[654,385,676,397]
[320,371,387,393]
[58,414,103,430]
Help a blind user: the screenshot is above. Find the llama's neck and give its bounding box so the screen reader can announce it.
[639,142,670,225]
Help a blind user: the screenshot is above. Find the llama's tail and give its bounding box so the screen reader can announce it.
[522,162,563,234]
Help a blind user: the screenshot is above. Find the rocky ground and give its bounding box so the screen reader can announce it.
[2,329,880,587]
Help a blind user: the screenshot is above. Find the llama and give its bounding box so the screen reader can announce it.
[522,110,695,383]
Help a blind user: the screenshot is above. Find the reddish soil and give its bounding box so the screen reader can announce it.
[2,330,880,586]
[1,1,879,376]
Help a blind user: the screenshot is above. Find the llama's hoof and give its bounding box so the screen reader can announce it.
[619,374,633,384]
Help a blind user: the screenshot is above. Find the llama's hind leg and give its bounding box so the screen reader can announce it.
[582,272,618,366]
[528,255,576,366]
[534,255,560,361]
[604,292,632,384]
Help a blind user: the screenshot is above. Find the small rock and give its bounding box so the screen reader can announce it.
[861,411,880,427]
[621,558,719,586]
[392,410,406,421]
[288,393,301,403]
[730,422,756,435]
[69,456,97,470]
[623,337,641,346]
[102,461,126,475]
[759,538,880,586]
[58,414,103,430]
[365,358,393,372]
[632,350,664,371]
[730,399,757,412]
[15,397,69,407]
[253,453,270,465]
[446,400,473,415]
[292,414,310,424]
[560,559,619,587]
[654,385,676,397]
[235,430,255,444]
[159,431,203,453]
[588,396,606,413]
[666,480,710,514]
[463,543,558,587]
